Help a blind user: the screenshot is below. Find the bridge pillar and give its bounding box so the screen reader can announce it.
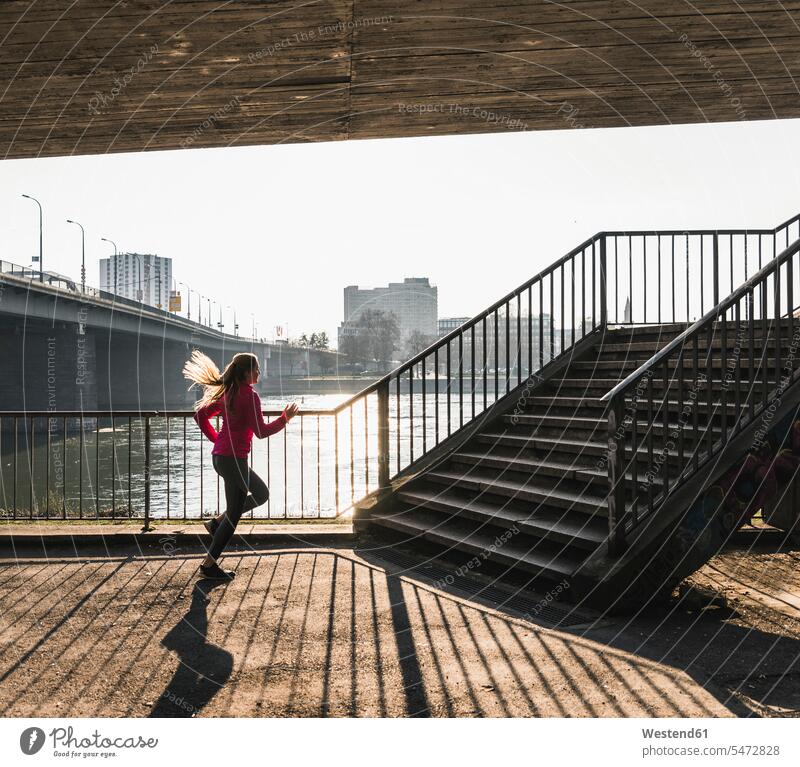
[0,316,97,411]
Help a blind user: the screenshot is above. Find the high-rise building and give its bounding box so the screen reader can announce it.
[338,277,438,346]
[434,313,556,372]
[100,253,172,309]
[438,317,470,337]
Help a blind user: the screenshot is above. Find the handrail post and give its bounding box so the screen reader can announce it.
[607,395,627,555]
[377,380,390,489]
[599,235,608,329]
[712,232,720,307]
[144,415,151,531]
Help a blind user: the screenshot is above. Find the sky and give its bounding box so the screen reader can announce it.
[1,116,800,345]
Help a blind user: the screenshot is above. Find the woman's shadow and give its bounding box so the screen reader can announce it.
[149,579,234,717]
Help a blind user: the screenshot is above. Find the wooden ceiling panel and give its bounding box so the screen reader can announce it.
[1,1,798,158]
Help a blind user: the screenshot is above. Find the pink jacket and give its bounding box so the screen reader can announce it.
[194,383,287,458]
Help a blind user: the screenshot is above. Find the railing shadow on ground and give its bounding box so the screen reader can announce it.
[2,544,799,717]
[354,546,800,718]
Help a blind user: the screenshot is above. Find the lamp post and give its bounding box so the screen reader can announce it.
[131,254,144,302]
[100,237,117,293]
[227,305,238,336]
[207,297,212,328]
[178,282,191,320]
[21,194,43,281]
[66,219,85,292]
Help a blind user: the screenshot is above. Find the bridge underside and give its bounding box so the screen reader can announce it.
[2,1,799,159]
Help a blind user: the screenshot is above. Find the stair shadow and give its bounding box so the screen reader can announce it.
[149,579,233,718]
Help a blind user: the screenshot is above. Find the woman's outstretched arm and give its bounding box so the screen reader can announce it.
[194,399,223,443]
[248,393,298,438]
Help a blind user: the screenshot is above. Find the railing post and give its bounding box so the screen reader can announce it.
[599,235,607,328]
[377,380,390,489]
[144,415,151,530]
[607,395,627,555]
[712,232,720,307]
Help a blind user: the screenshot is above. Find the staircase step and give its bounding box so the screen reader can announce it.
[570,357,783,372]
[546,377,769,393]
[599,338,784,354]
[371,507,583,580]
[395,488,607,550]
[503,413,723,435]
[450,450,665,490]
[526,396,747,412]
[424,468,608,516]
[505,414,604,429]
[475,430,682,458]
[604,323,689,335]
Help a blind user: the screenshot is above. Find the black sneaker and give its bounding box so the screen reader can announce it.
[199,562,235,580]
[203,516,220,536]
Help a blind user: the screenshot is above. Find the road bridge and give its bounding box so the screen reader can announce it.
[0,265,339,410]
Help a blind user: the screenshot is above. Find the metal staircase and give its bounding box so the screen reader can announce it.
[356,212,800,609]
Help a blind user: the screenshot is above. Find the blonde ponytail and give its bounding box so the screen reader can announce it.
[183,349,259,411]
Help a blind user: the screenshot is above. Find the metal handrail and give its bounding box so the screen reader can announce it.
[601,235,800,404]
[0,410,355,523]
[602,226,800,553]
[332,215,800,416]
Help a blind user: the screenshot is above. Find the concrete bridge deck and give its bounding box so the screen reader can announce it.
[0,532,797,717]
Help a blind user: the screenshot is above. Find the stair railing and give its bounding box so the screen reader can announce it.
[328,210,800,513]
[601,231,800,554]
[330,234,606,502]
[600,212,800,326]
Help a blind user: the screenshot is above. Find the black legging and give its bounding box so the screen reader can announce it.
[208,454,269,561]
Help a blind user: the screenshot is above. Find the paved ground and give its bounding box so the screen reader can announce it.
[0,532,797,718]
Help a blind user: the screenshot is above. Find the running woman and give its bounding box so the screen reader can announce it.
[183,350,299,579]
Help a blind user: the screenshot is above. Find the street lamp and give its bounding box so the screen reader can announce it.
[226,305,238,336]
[207,296,212,328]
[100,237,117,293]
[66,219,85,292]
[178,282,191,320]
[21,194,43,281]
[130,254,144,302]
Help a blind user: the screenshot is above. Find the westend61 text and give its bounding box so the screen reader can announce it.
[642,728,708,738]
